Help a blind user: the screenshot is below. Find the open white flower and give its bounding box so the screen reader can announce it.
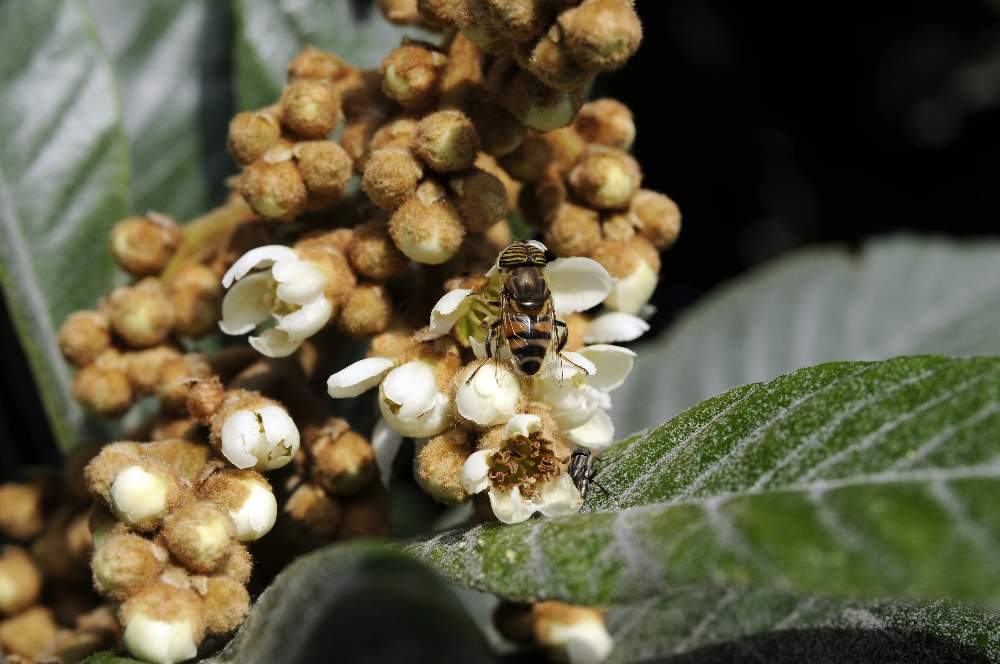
[219,403,300,470]
[533,345,635,452]
[461,414,582,524]
[455,363,521,427]
[603,257,658,316]
[220,245,333,358]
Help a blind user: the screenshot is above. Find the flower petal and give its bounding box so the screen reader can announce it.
[219,410,264,469]
[536,473,584,517]
[560,351,596,377]
[583,311,650,344]
[565,409,614,452]
[427,288,473,337]
[222,245,298,288]
[462,449,493,494]
[248,328,303,358]
[219,272,273,335]
[603,259,658,315]
[258,404,300,470]
[272,257,327,305]
[488,486,537,524]
[456,363,521,427]
[577,344,636,392]
[548,616,614,664]
[274,296,333,339]
[379,388,451,437]
[372,418,404,487]
[327,357,395,398]
[382,361,438,421]
[546,257,613,315]
[503,414,541,440]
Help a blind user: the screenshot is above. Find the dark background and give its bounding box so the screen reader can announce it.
[3,0,1000,477]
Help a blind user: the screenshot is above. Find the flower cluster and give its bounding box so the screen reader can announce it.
[50,3,675,662]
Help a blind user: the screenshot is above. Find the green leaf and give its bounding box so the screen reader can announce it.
[206,541,493,664]
[614,236,1000,432]
[233,0,431,110]
[0,0,130,448]
[410,356,1000,605]
[606,587,1000,663]
[85,0,233,218]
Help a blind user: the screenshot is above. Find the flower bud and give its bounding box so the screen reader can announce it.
[368,329,416,360]
[151,416,202,442]
[285,482,341,539]
[288,45,351,82]
[292,234,359,308]
[439,32,486,106]
[167,264,223,338]
[145,439,211,485]
[162,502,235,574]
[58,310,111,366]
[0,546,42,615]
[0,483,46,540]
[414,428,472,504]
[212,392,300,471]
[32,507,90,582]
[280,79,342,138]
[228,109,281,166]
[158,353,214,414]
[294,140,353,202]
[544,203,602,257]
[198,469,277,542]
[120,581,205,664]
[362,146,425,210]
[534,601,613,664]
[499,132,554,182]
[388,180,466,264]
[338,283,393,337]
[84,441,142,502]
[590,236,660,315]
[379,0,422,24]
[470,102,526,157]
[91,532,167,600]
[108,278,176,348]
[110,213,182,277]
[219,543,253,584]
[0,606,57,660]
[601,212,635,243]
[348,220,410,281]
[454,362,521,428]
[493,64,586,132]
[414,109,481,173]
[311,427,377,496]
[109,461,183,532]
[340,113,385,168]
[574,98,635,150]
[454,0,510,53]
[476,153,520,208]
[417,0,461,27]
[239,159,308,221]
[448,168,509,232]
[567,147,641,209]
[516,24,593,92]
[371,117,419,152]
[125,345,182,396]
[559,0,642,71]
[200,575,250,636]
[486,0,557,41]
[544,125,586,174]
[72,364,133,418]
[187,376,225,424]
[630,189,681,249]
[381,43,447,110]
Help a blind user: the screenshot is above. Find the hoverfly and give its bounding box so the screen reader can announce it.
[469,240,579,381]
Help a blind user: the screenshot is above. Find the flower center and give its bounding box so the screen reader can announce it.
[487,433,563,499]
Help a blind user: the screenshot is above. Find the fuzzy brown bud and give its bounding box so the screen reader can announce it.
[72,364,133,418]
[280,79,342,138]
[145,439,211,485]
[486,0,556,41]
[219,543,253,584]
[575,98,635,150]
[0,484,46,540]
[58,310,111,367]
[288,45,351,82]
[197,469,276,542]
[162,502,235,574]
[388,180,466,264]
[108,278,176,348]
[448,168,509,232]
[362,146,425,210]
[0,546,42,616]
[379,0,422,24]
[91,532,167,601]
[499,132,554,182]
[348,220,410,281]
[293,140,353,203]
[454,0,510,53]
[187,376,225,424]
[381,44,447,110]
[167,264,223,338]
[120,582,206,664]
[158,353,214,414]
[559,0,642,71]
[228,109,281,165]
[239,159,308,222]
[311,427,376,496]
[201,575,250,636]
[568,146,641,209]
[338,284,393,337]
[110,213,182,277]
[417,0,462,26]
[285,483,341,539]
[516,24,593,92]
[630,189,682,248]
[0,606,57,660]
[493,64,587,132]
[125,345,182,396]
[544,203,602,257]
[413,109,481,172]
[469,102,527,157]
[414,428,471,504]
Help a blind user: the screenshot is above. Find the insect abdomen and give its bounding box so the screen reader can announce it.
[505,312,552,376]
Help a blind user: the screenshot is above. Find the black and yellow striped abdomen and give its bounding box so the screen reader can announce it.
[503,301,554,376]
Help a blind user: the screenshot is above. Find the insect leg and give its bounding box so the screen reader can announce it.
[466,319,502,384]
[554,319,569,353]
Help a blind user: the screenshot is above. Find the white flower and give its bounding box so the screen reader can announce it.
[123,614,199,664]
[220,245,333,358]
[461,414,583,524]
[428,287,474,337]
[371,417,405,486]
[111,465,171,527]
[227,478,277,541]
[219,404,300,470]
[543,613,614,664]
[455,363,521,427]
[326,357,395,398]
[583,311,649,344]
[603,257,658,315]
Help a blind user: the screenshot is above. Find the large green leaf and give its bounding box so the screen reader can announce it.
[606,587,1000,663]
[85,0,234,218]
[205,542,493,664]
[614,236,1000,431]
[410,356,1000,605]
[233,0,431,110]
[0,0,130,448]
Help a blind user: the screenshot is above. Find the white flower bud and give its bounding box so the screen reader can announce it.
[377,361,450,437]
[219,404,300,471]
[228,479,278,541]
[455,363,520,427]
[110,465,175,528]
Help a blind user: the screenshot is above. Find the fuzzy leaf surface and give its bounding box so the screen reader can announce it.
[411,356,1000,605]
[614,236,1000,431]
[0,0,130,448]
